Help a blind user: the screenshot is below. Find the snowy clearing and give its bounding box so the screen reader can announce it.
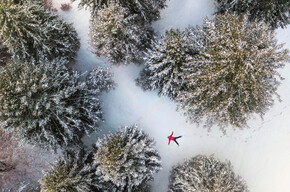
[52,0,290,191]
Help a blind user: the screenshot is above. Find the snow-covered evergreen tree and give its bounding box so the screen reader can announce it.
[40,126,159,192]
[0,60,112,149]
[40,149,114,192]
[0,41,11,66]
[215,0,290,29]
[178,13,289,130]
[137,28,201,99]
[169,155,249,192]
[73,0,166,23]
[0,3,80,63]
[90,2,153,64]
[94,125,161,191]
[86,67,115,92]
[3,0,44,5]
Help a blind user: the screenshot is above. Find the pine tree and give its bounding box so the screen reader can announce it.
[0,3,80,63]
[2,0,44,5]
[86,67,115,92]
[215,0,290,29]
[39,149,114,192]
[0,60,113,149]
[178,13,289,130]
[90,2,153,64]
[169,155,249,192]
[94,125,161,191]
[73,0,167,23]
[39,125,159,192]
[0,41,11,66]
[137,28,201,99]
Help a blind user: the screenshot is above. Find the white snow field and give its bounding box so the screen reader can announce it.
[52,0,290,191]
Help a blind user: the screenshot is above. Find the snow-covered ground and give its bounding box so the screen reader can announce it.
[52,0,290,191]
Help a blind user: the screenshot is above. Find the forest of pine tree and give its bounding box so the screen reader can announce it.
[40,125,161,192]
[0,0,289,191]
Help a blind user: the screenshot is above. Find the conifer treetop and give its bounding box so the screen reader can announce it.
[73,0,167,23]
[0,60,113,149]
[94,125,161,191]
[169,155,249,191]
[90,2,153,64]
[0,3,80,63]
[137,27,202,99]
[40,148,114,192]
[178,13,289,130]
[215,0,290,29]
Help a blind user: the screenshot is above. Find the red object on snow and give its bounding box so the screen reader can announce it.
[168,131,175,145]
[168,132,182,146]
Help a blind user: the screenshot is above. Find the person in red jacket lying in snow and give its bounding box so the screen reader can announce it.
[168,131,182,146]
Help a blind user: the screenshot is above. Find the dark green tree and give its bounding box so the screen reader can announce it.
[0,41,11,66]
[169,155,249,192]
[137,28,201,99]
[0,60,114,149]
[0,3,80,63]
[40,149,114,192]
[73,0,167,23]
[90,2,153,64]
[94,125,161,191]
[40,125,160,192]
[215,0,290,29]
[178,13,289,130]
[1,0,44,5]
